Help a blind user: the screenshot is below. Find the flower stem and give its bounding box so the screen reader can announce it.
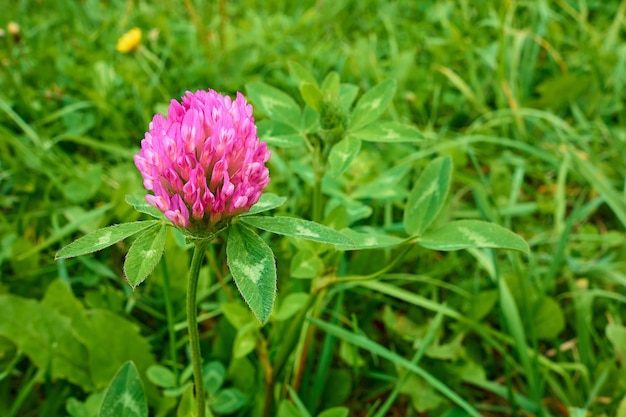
[187,240,210,417]
[312,142,324,223]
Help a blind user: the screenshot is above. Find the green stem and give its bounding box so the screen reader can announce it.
[187,240,210,417]
[183,0,213,62]
[313,243,415,292]
[160,258,179,382]
[312,143,324,223]
[218,0,227,51]
[313,177,323,223]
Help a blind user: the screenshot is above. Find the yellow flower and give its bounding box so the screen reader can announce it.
[116,27,142,53]
[7,22,20,36]
[7,21,21,43]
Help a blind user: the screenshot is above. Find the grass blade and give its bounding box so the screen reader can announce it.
[308,317,482,417]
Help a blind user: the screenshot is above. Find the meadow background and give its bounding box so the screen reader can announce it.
[1,0,626,416]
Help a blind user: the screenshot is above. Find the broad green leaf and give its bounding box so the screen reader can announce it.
[257,119,304,148]
[227,358,256,392]
[243,193,287,216]
[210,388,247,414]
[348,79,397,130]
[288,61,318,86]
[351,164,411,200]
[328,136,361,178]
[302,105,320,131]
[10,236,40,276]
[403,156,452,236]
[326,198,373,224]
[567,408,588,417]
[400,373,445,413]
[319,370,353,412]
[318,407,350,417]
[618,395,626,417]
[339,84,359,111]
[124,224,167,288]
[533,297,565,339]
[62,165,103,204]
[426,333,465,360]
[274,293,310,321]
[163,383,191,398]
[339,339,365,366]
[146,364,176,388]
[41,278,84,317]
[99,361,147,417]
[417,220,530,254]
[246,82,302,129]
[176,384,197,417]
[203,361,226,395]
[321,72,341,97]
[227,223,277,324]
[277,401,303,417]
[300,82,323,112]
[241,216,353,245]
[0,294,92,389]
[56,221,159,259]
[221,302,258,331]
[467,290,498,321]
[349,122,423,143]
[607,324,626,364]
[233,322,259,358]
[336,228,405,251]
[72,309,155,389]
[66,392,104,417]
[382,305,422,340]
[125,194,166,220]
[290,248,324,278]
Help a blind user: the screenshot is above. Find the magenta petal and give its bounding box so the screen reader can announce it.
[134,89,271,232]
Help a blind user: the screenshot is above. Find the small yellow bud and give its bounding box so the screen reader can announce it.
[7,21,20,43]
[7,22,20,36]
[116,27,142,53]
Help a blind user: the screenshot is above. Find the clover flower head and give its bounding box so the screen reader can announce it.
[134,89,271,235]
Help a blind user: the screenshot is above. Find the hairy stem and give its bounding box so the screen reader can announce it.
[312,142,324,223]
[187,240,210,417]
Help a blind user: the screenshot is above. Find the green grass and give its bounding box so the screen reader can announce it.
[1,0,626,416]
